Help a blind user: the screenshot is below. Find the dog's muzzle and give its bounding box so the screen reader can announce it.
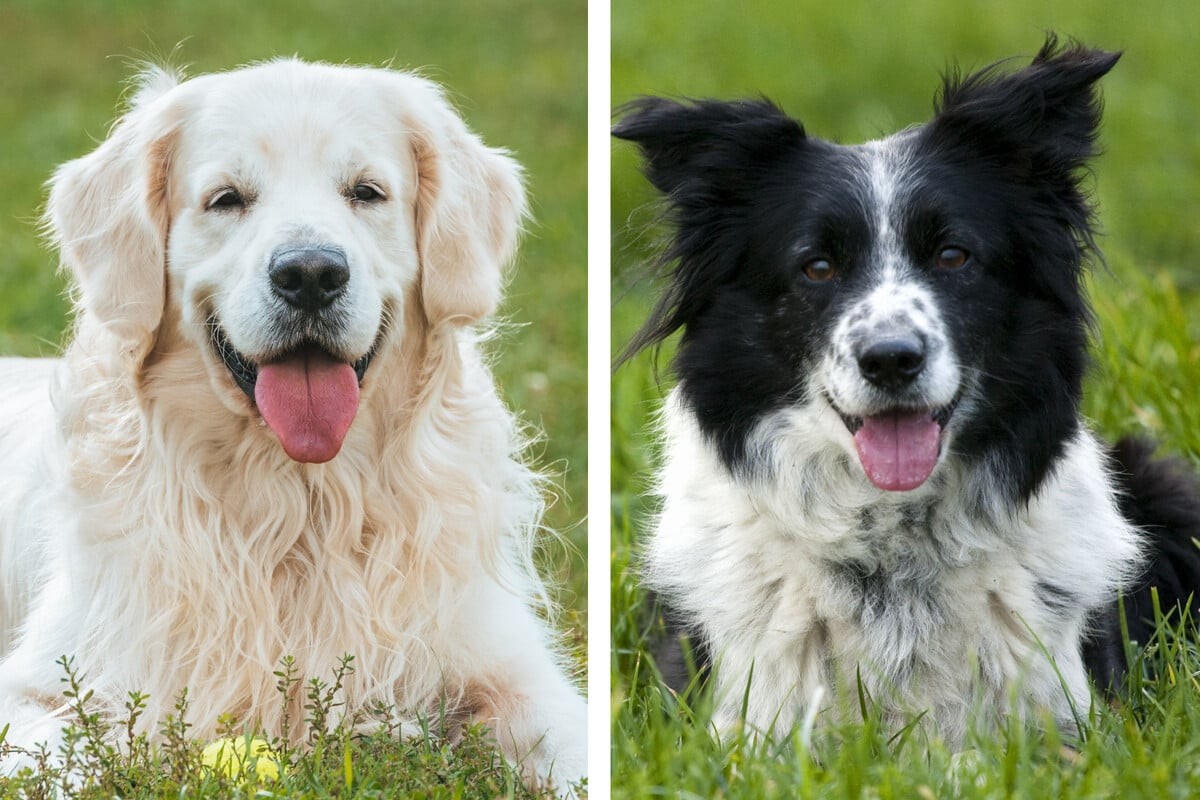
[207,239,384,466]
[830,330,959,492]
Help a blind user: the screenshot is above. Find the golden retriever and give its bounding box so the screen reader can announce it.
[0,60,585,792]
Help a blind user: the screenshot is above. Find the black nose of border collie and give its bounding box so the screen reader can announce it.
[857,334,926,390]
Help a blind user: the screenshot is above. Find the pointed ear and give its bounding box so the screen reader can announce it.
[929,36,1120,179]
[613,96,805,202]
[401,78,527,326]
[46,67,182,363]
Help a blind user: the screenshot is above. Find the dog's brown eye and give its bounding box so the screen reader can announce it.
[802,258,836,282]
[207,188,245,211]
[350,182,386,203]
[935,246,969,270]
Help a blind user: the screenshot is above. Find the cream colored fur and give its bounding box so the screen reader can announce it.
[0,60,584,793]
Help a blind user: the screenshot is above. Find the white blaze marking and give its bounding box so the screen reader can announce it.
[860,136,913,284]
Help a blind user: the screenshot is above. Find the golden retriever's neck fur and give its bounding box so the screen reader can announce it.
[53,312,544,740]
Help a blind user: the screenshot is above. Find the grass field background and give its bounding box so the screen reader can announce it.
[0,1,584,796]
[612,0,1200,797]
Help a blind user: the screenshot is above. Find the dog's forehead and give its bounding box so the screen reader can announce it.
[174,61,412,170]
[774,128,924,224]
[773,130,923,275]
[848,129,922,210]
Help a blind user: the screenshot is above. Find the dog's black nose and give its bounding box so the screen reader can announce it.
[857,335,926,389]
[269,247,349,311]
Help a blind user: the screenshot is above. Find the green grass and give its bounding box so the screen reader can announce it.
[612,1,1200,797]
[0,1,584,796]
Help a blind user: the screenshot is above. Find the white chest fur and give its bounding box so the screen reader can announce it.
[644,391,1141,744]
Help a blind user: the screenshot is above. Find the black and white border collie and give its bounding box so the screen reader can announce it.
[613,37,1200,744]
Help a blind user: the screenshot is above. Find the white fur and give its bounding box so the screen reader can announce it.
[0,60,584,793]
[821,279,961,419]
[645,388,1141,744]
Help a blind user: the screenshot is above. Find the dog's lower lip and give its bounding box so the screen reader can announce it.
[206,319,379,401]
[836,405,864,433]
[932,402,955,427]
[208,320,258,397]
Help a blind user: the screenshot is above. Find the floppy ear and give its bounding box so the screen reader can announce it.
[402,78,527,326]
[46,68,182,361]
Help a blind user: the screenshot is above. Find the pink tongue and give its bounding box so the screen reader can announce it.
[853,410,941,492]
[254,351,360,463]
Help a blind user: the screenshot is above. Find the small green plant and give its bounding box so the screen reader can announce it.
[0,654,560,799]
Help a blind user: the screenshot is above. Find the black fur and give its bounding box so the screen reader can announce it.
[1086,437,1200,687]
[652,594,713,693]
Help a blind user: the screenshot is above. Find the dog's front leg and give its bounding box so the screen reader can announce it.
[710,618,832,743]
[450,581,587,796]
[0,674,71,777]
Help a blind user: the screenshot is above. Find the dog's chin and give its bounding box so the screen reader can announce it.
[826,392,960,492]
[207,319,381,464]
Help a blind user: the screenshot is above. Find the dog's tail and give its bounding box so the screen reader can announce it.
[1085,436,1200,686]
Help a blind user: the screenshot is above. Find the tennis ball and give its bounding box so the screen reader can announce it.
[201,736,282,783]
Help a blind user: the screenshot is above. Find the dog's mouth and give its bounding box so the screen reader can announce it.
[208,319,379,464]
[827,393,960,492]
